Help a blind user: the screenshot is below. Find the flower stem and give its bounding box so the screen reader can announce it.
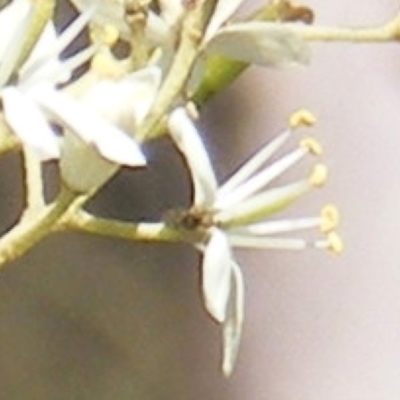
[58,211,203,245]
[0,185,77,267]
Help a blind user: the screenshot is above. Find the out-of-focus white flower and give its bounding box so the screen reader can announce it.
[0,2,160,192]
[168,107,342,376]
[0,1,95,159]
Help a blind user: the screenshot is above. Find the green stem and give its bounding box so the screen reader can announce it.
[0,185,78,267]
[59,211,203,245]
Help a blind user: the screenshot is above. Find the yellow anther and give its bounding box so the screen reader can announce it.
[320,204,340,232]
[326,231,344,254]
[289,108,317,128]
[309,163,328,187]
[300,137,323,155]
[102,25,120,47]
[91,53,120,79]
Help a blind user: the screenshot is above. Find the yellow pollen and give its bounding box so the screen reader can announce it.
[91,53,120,79]
[289,109,317,128]
[309,163,328,187]
[300,137,323,155]
[326,231,344,254]
[320,204,340,232]
[102,25,120,47]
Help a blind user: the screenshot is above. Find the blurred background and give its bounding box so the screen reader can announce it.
[1,0,400,398]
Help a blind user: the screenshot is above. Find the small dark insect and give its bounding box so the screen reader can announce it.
[164,207,216,231]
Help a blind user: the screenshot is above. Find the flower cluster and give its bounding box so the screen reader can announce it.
[0,0,344,376]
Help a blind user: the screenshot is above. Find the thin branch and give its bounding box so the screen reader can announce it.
[58,210,204,245]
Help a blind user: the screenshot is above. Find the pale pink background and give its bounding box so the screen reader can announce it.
[221,0,400,399]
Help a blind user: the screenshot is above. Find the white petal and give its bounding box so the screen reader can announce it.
[222,260,244,376]
[168,108,218,207]
[207,22,311,67]
[159,0,184,27]
[202,228,233,322]
[204,0,244,42]
[81,66,161,130]
[30,86,146,167]
[1,87,59,160]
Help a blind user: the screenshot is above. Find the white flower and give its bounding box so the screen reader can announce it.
[0,3,161,192]
[0,1,95,159]
[168,107,342,376]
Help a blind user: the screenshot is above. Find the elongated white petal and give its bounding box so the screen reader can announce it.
[168,108,218,207]
[202,228,233,322]
[208,22,311,66]
[204,0,244,42]
[222,260,244,376]
[81,66,161,130]
[2,87,59,160]
[216,145,307,210]
[217,129,291,198]
[30,86,146,167]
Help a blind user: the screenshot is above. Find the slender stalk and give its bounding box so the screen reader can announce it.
[58,211,204,244]
[22,147,45,216]
[0,185,78,267]
[295,17,400,42]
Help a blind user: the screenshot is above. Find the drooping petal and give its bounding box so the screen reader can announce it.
[207,22,311,67]
[29,86,146,167]
[80,66,161,130]
[168,107,218,207]
[204,0,244,42]
[202,228,233,323]
[2,87,60,160]
[222,260,244,376]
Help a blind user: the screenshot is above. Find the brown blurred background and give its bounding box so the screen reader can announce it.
[1,0,400,399]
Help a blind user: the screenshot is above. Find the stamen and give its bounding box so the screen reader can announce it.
[217,129,291,199]
[300,137,322,155]
[228,234,308,250]
[102,24,120,46]
[289,108,317,128]
[309,163,328,187]
[320,204,340,232]
[91,52,120,79]
[218,180,310,228]
[315,231,344,254]
[228,216,321,235]
[216,146,308,210]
